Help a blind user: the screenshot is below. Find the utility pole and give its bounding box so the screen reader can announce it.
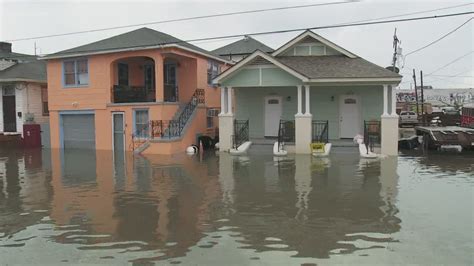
[413,69,419,115]
[420,70,425,123]
[392,28,400,70]
[34,42,37,56]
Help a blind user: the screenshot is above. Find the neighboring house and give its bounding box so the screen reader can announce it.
[213,30,402,156]
[0,42,49,145]
[212,36,274,62]
[42,27,232,154]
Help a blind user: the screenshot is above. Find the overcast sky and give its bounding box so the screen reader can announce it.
[1,0,473,89]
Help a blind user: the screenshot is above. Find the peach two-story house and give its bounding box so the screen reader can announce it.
[42,28,232,154]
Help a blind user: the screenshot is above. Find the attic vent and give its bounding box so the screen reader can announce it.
[248,56,272,66]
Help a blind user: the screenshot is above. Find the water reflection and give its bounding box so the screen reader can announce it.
[0,147,470,264]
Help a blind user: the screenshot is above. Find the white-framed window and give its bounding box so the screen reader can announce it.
[207,61,220,85]
[207,108,220,128]
[63,59,89,87]
[134,109,149,138]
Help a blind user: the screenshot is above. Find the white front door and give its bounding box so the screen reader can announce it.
[264,96,282,137]
[339,95,361,138]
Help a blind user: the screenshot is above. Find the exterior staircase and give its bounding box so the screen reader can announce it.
[132,89,205,153]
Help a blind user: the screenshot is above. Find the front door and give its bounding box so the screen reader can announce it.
[264,96,282,137]
[164,63,178,102]
[339,95,361,138]
[3,95,17,132]
[144,65,155,100]
[112,112,125,152]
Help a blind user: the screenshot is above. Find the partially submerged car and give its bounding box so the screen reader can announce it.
[399,111,418,126]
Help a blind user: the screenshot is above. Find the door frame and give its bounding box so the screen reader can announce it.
[2,95,17,132]
[264,95,283,137]
[111,112,126,152]
[339,94,362,138]
[163,62,178,102]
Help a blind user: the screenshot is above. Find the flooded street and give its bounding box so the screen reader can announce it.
[0,148,472,265]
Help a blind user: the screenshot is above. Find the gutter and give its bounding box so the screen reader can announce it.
[0,78,47,84]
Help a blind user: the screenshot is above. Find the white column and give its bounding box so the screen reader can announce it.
[227,87,233,115]
[382,84,389,116]
[220,87,226,115]
[304,85,311,115]
[297,85,303,115]
[390,85,397,116]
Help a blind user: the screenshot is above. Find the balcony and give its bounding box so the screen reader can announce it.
[113,85,155,103]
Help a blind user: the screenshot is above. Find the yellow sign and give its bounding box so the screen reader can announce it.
[310,143,325,153]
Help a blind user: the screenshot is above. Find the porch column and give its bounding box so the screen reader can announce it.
[297,85,303,115]
[155,55,164,102]
[382,84,389,116]
[219,86,234,152]
[220,87,226,115]
[304,85,311,115]
[295,84,312,154]
[390,84,398,116]
[381,84,399,156]
[227,87,233,115]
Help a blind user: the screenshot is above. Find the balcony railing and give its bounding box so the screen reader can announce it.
[113,85,155,103]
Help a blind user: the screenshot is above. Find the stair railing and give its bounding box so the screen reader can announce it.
[232,119,249,149]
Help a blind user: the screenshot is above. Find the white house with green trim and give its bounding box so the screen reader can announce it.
[213,30,402,156]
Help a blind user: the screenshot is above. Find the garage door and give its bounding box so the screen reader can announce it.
[62,114,95,149]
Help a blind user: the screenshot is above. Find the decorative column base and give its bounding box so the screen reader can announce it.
[295,114,312,154]
[381,115,399,156]
[218,113,234,152]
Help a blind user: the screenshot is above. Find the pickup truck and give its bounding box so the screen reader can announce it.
[399,111,418,126]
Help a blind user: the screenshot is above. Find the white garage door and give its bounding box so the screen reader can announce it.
[62,114,95,149]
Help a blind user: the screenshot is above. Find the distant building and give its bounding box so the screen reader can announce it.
[396,88,473,113]
[212,36,274,62]
[0,42,48,142]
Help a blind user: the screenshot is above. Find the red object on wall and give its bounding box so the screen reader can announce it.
[23,124,42,148]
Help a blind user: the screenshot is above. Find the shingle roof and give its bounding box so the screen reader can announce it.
[277,56,402,79]
[0,59,46,82]
[212,36,273,56]
[0,51,36,60]
[46,27,225,62]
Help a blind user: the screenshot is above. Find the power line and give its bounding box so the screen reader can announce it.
[404,17,473,57]
[426,51,474,75]
[6,0,360,42]
[39,11,474,58]
[6,2,473,43]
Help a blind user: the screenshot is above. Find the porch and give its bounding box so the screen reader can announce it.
[110,53,197,104]
[219,84,397,155]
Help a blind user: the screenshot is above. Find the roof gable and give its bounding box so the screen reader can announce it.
[212,36,274,56]
[273,30,357,58]
[43,27,231,63]
[213,50,308,84]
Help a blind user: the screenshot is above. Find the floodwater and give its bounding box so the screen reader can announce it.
[0,148,472,265]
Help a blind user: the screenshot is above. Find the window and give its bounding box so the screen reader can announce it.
[344,98,357,104]
[134,109,149,138]
[118,63,129,86]
[207,61,220,85]
[268,99,279,104]
[63,59,89,87]
[41,86,49,116]
[207,108,219,128]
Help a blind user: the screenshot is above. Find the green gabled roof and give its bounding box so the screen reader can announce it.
[44,27,228,62]
[212,36,274,56]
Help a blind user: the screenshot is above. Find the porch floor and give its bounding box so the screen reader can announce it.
[249,138,357,147]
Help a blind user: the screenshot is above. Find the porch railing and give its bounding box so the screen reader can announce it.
[113,85,155,103]
[364,120,381,153]
[150,89,205,138]
[232,120,249,149]
[312,120,329,143]
[277,120,295,152]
